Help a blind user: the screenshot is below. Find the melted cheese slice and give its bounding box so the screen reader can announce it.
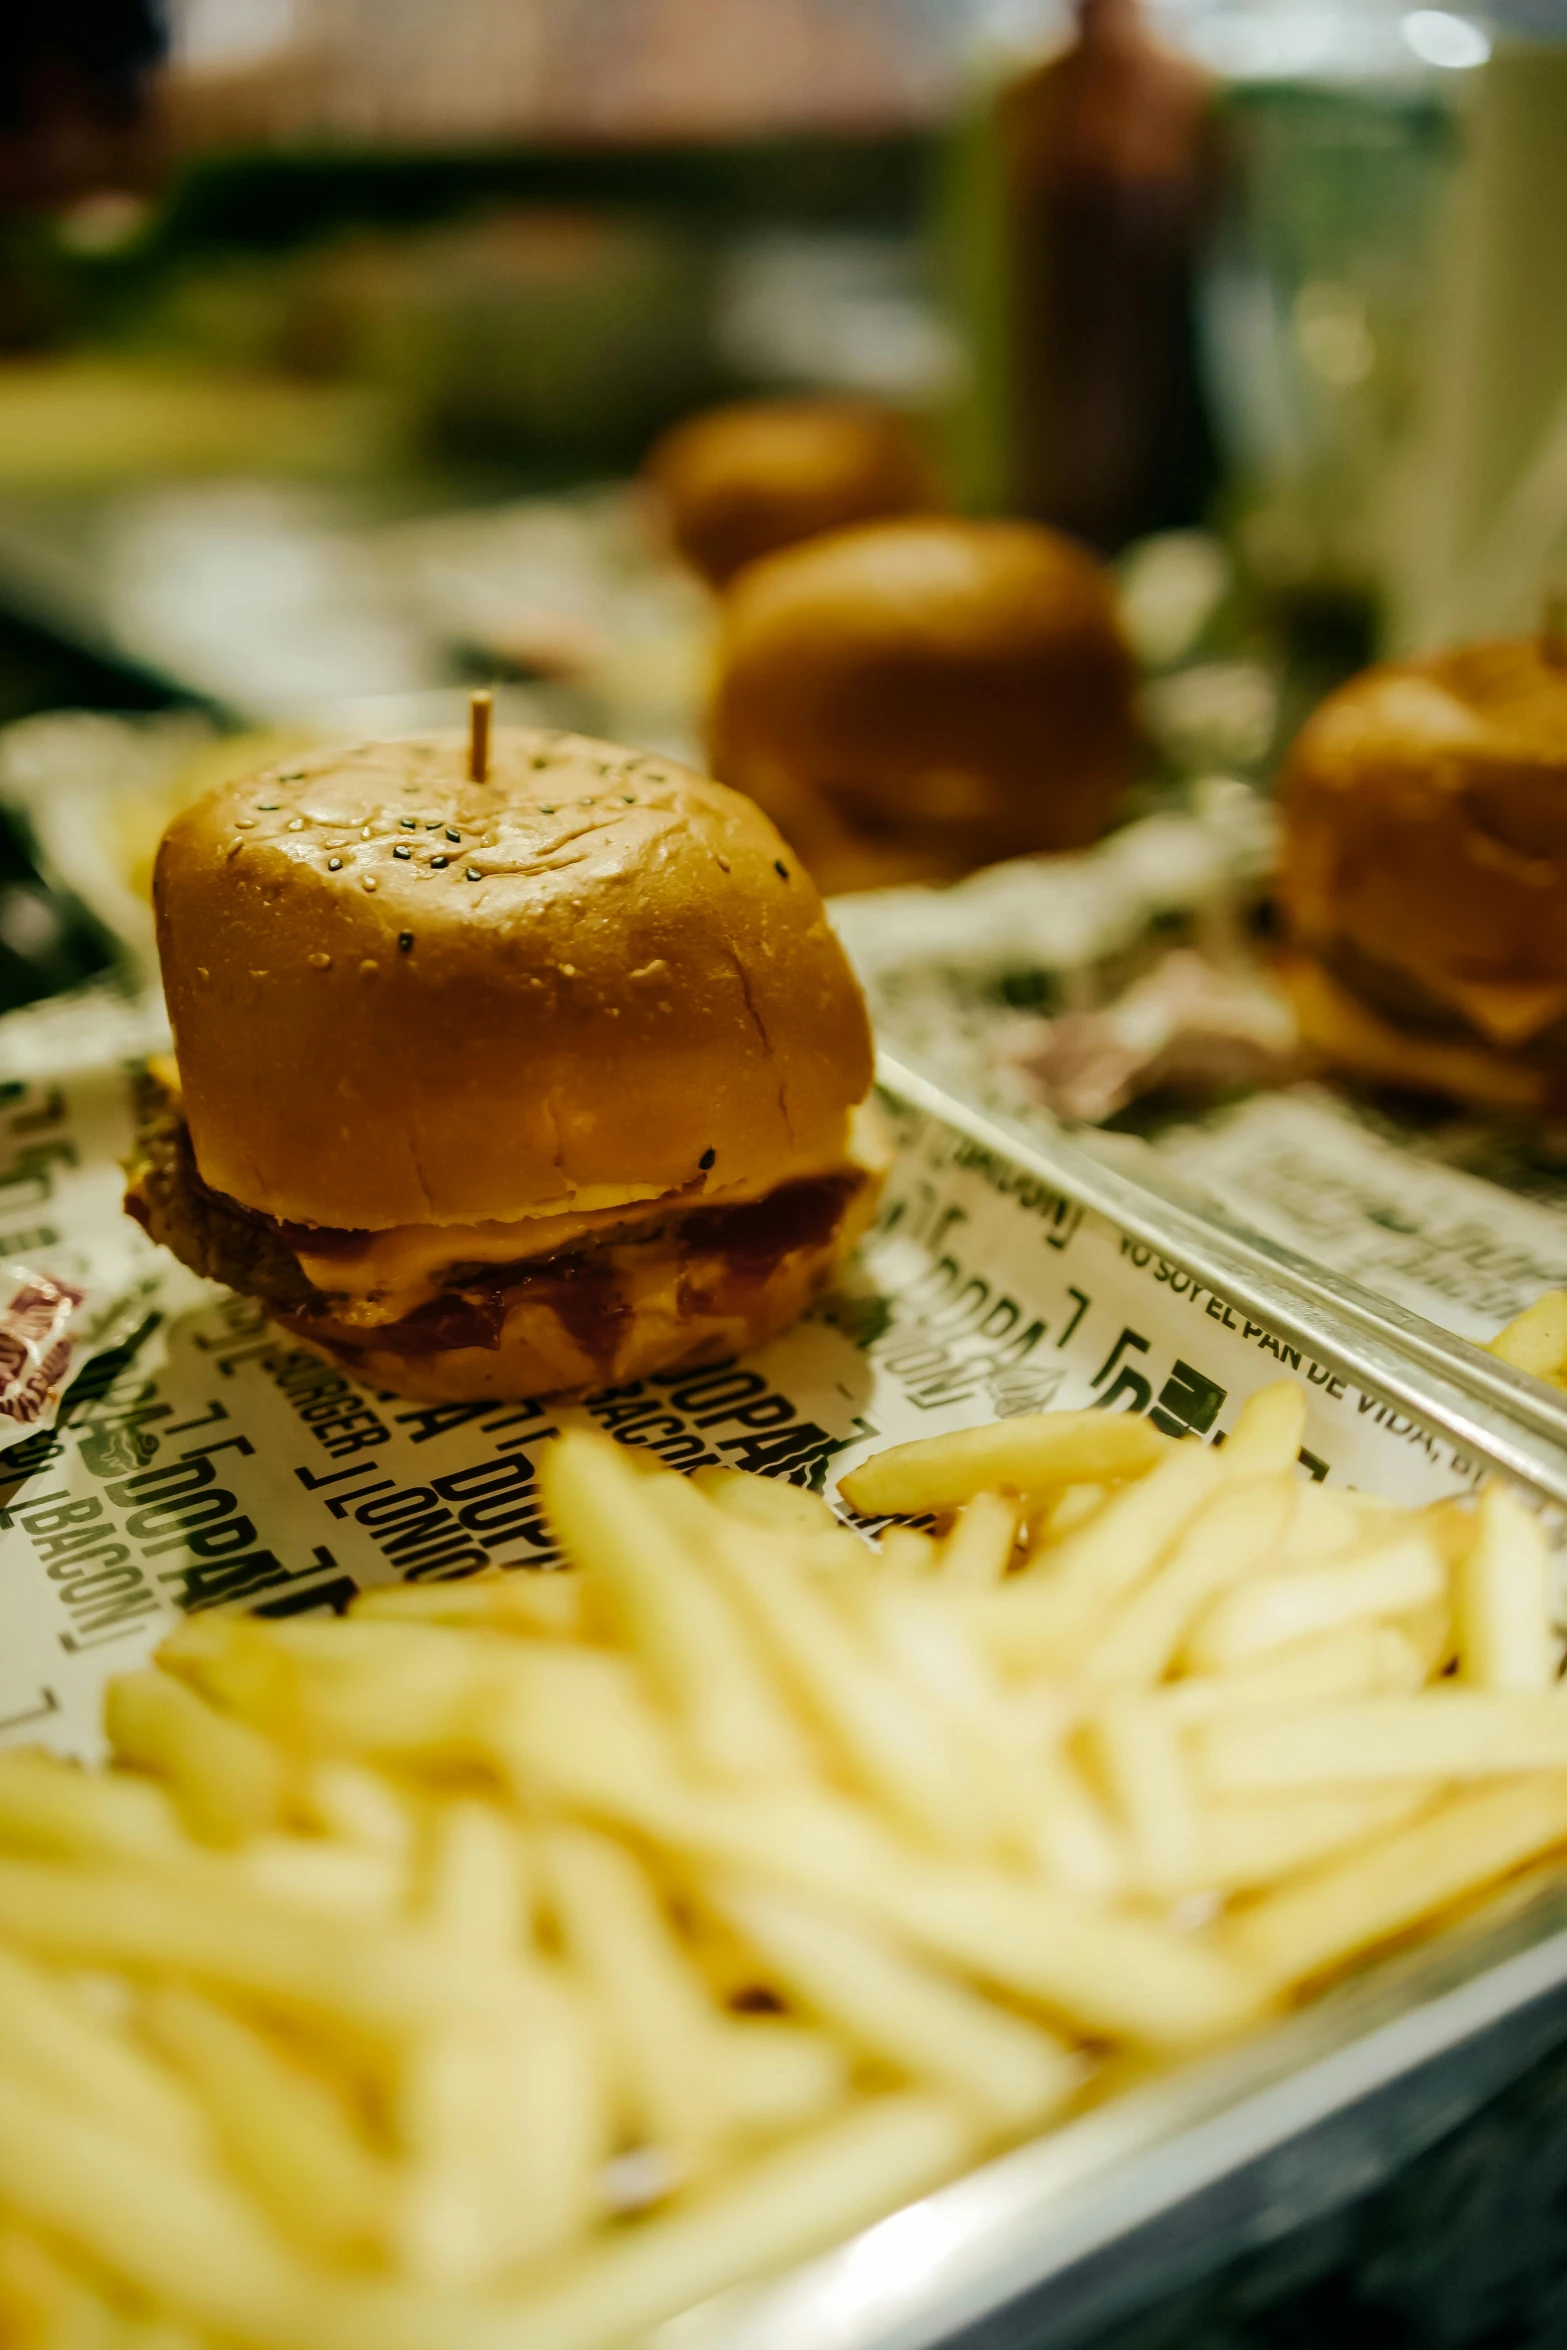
[289,1105,891,1329]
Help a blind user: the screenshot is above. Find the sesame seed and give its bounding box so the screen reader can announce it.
[699,1147,715,1170]
[774,859,789,879]
[308,951,331,969]
[430,854,448,869]
[426,821,443,830]
[279,769,304,780]
[465,867,482,882]
[287,817,305,831]
[393,843,411,859]
[235,817,255,829]
[400,817,417,829]
[257,802,278,811]
[398,931,413,952]
[560,963,577,977]
[540,805,554,814]
[623,795,636,803]
[446,828,461,843]
[360,959,378,976]
[362,826,372,839]
[532,755,550,768]
[362,875,378,892]
[328,857,343,871]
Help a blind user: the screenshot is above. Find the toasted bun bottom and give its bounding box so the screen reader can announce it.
[1282,954,1554,1113]
[274,1181,878,1402]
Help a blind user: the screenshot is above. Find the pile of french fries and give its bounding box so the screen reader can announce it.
[2,1381,1566,2350]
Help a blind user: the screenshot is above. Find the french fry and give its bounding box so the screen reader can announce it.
[689,1466,839,1538]
[352,1571,583,1639]
[240,1832,405,1921]
[423,1801,530,1959]
[0,1939,207,2163]
[162,1616,504,1762]
[540,1434,812,1783]
[1182,1532,1445,1676]
[1488,1288,1567,1380]
[838,1865,1270,2050]
[1280,1482,1364,1562]
[1079,1478,1294,1693]
[487,2093,978,2350]
[856,1584,1053,1861]
[710,2020,849,2139]
[1031,1484,1108,1545]
[1031,1747,1129,1897]
[0,1746,185,1865]
[304,1761,417,1857]
[1454,1483,1555,1692]
[1394,1597,1455,1678]
[143,1985,387,2262]
[1087,1699,1198,1895]
[0,2063,317,2350]
[491,1642,692,1815]
[703,1521,1000,1854]
[1198,1691,1567,1793]
[1373,1626,1431,1693]
[715,1879,1081,2129]
[0,2223,145,2350]
[394,1968,609,2286]
[1180,1786,1436,1894]
[506,1719,1261,2047]
[939,1490,1023,1585]
[0,1857,467,2039]
[105,1671,288,1847]
[838,1412,1168,1517]
[978,1446,1225,1669]
[541,1824,730,2164]
[878,1527,941,1577]
[1216,1382,1308,1479]
[1157,1622,1416,1724]
[1229,1776,1567,1991]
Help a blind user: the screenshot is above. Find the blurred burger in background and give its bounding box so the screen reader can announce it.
[642,396,944,590]
[1279,629,1567,1112]
[707,513,1138,895]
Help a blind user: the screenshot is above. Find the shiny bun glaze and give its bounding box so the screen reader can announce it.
[707,515,1138,896]
[644,398,941,591]
[1280,637,1567,1104]
[154,727,873,1231]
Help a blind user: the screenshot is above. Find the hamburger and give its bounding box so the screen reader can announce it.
[707,515,1138,896]
[127,722,886,1400]
[643,397,942,590]
[1278,634,1567,1112]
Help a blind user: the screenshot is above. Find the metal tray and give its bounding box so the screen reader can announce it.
[8,1013,1567,2350]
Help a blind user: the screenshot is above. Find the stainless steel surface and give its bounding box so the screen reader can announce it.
[878,1046,1567,1513]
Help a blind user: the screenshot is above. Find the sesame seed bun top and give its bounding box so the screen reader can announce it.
[153,726,874,1231]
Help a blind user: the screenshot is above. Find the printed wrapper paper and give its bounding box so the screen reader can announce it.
[0,989,1521,1763]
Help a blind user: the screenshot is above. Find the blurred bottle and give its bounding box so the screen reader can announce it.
[0,0,163,347]
[941,0,1221,552]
